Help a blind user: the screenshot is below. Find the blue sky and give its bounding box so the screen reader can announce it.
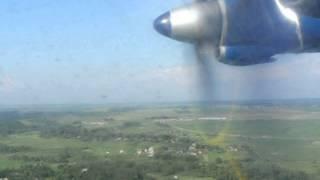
[0,0,320,105]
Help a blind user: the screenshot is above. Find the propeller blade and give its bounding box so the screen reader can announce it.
[194,42,217,103]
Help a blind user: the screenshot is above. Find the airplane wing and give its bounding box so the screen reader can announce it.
[282,0,320,18]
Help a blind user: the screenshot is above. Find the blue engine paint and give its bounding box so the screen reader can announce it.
[217,0,320,65]
[216,0,305,65]
[154,0,320,66]
[300,16,320,48]
[219,46,277,65]
[222,0,300,50]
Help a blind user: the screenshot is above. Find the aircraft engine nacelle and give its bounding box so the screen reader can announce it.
[154,1,222,44]
[154,0,309,66]
[218,46,278,65]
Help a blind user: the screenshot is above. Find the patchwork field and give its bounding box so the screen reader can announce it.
[0,101,319,179]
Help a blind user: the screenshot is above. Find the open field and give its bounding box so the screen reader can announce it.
[0,101,319,179]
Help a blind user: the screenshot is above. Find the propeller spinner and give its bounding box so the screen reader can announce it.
[153,1,223,102]
[153,1,222,43]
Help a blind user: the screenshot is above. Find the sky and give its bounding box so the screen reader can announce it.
[0,0,320,105]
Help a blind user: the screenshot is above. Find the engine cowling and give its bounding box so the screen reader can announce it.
[218,46,278,65]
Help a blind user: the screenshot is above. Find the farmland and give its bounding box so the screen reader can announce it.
[0,101,319,179]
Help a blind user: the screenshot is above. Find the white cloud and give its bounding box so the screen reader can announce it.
[0,74,15,92]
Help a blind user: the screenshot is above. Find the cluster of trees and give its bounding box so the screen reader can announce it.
[0,112,28,136]
[0,110,194,146]
[0,157,311,180]
[0,164,55,180]
[0,143,31,154]
[37,120,196,146]
[0,160,152,180]
[243,163,310,180]
[57,159,153,180]
[0,111,92,136]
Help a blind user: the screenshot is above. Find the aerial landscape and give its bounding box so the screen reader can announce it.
[2,0,320,179]
[0,100,319,179]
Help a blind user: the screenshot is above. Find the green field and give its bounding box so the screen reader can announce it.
[0,102,319,179]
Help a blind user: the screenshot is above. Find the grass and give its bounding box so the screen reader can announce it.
[0,156,21,170]
[0,132,147,171]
